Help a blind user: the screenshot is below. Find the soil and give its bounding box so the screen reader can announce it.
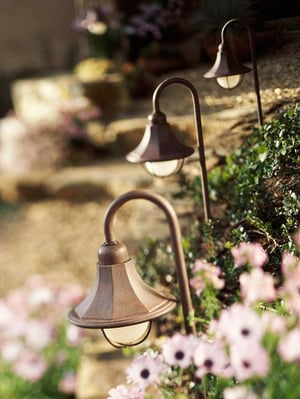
[0,34,299,298]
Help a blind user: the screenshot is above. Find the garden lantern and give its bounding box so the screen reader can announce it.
[204,18,263,126]
[68,190,197,348]
[126,77,211,222]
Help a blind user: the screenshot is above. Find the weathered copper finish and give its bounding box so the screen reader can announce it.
[126,111,194,163]
[69,240,176,329]
[204,42,251,79]
[69,190,200,397]
[204,18,263,125]
[126,77,211,222]
[68,190,196,336]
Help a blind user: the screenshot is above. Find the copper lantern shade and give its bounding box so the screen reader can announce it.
[69,240,176,330]
[126,111,194,163]
[204,42,251,81]
[68,190,200,397]
[204,18,263,125]
[126,77,211,221]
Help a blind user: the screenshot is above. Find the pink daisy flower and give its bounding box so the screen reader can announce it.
[281,252,300,276]
[108,384,144,399]
[162,333,196,369]
[278,328,300,363]
[261,311,287,335]
[280,261,300,314]
[231,242,268,268]
[25,319,55,350]
[189,276,206,297]
[217,304,264,345]
[66,324,86,346]
[58,372,77,394]
[239,268,276,305]
[293,230,300,247]
[0,301,14,328]
[230,343,270,381]
[126,351,166,389]
[13,350,48,382]
[224,385,258,399]
[193,338,229,378]
[190,259,224,297]
[1,341,24,362]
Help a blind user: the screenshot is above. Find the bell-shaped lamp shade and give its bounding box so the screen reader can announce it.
[204,43,251,89]
[68,240,176,348]
[126,111,194,177]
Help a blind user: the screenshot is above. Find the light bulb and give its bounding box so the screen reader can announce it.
[144,159,184,177]
[102,321,151,348]
[216,74,243,89]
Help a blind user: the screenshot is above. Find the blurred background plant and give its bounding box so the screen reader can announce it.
[0,0,298,117]
[71,0,294,95]
[73,2,124,60]
[73,0,198,63]
[72,0,206,85]
[0,274,87,399]
[0,96,101,176]
[188,0,257,61]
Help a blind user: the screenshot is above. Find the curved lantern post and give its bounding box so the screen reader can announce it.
[204,18,263,126]
[68,189,197,348]
[126,77,211,222]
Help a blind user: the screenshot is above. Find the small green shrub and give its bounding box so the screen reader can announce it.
[177,104,299,254]
[210,105,299,253]
[136,104,299,328]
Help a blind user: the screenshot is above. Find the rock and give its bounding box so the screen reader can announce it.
[86,115,197,156]
[80,73,130,121]
[43,167,113,202]
[43,163,154,201]
[76,347,133,399]
[11,74,82,125]
[76,330,158,399]
[0,170,53,203]
[0,106,259,204]
[101,107,255,158]
[0,162,154,203]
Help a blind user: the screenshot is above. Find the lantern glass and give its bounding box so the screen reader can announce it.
[144,159,184,177]
[216,74,243,89]
[102,321,151,348]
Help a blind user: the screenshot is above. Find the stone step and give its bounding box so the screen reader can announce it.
[0,105,256,204]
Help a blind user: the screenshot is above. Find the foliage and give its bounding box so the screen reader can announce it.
[0,97,100,175]
[212,105,299,232]
[137,104,299,325]
[112,104,300,398]
[73,4,124,59]
[73,1,200,62]
[0,275,87,399]
[108,238,300,398]
[188,0,256,36]
[178,104,299,260]
[122,1,195,43]
[74,58,118,82]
